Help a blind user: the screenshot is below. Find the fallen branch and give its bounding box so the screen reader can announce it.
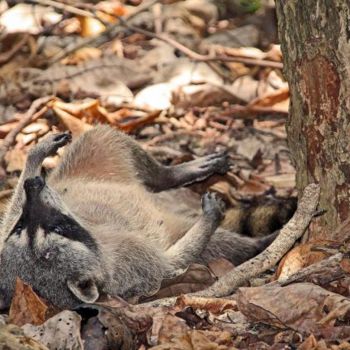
[0,96,53,173]
[219,104,288,119]
[119,19,283,69]
[195,183,320,297]
[140,183,320,308]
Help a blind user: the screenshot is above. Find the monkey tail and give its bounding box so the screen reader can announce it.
[255,230,279,253]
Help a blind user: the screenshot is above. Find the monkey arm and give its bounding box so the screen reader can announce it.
[164,192,225,269]
[0,133,71,241]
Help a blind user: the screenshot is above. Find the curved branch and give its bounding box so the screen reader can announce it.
[195,183,320,297]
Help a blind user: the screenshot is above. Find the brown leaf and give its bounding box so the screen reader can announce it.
[340,259,350,274]
[249,87,289,108]
[78,304,152,350]
[297,334,319,350]
[139,264,216,302]
[276,242,332,281]
[5,148,27,172]
[52,107,92,137]
[9,278,48,327]
[116,110,161,134]
[150,329,234,350]
[61,48,102,65]
[239,178,271,196]
[77,16,106,38]
[175,295,237,315]
[157,313,190,345]
[52,100,107,124]
[208,258,235,278]
[172,83,243,109]
[237,283,350,334]
[0,324,48,350]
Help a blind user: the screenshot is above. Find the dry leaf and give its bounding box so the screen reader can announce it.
[150,329,233,350]
[208,258,235,278]
[0,324,48,350]
[239,178,271,196]
[22,311,83,350]
[52,107,92,137]
[9,278,48,327]
[78,304,151,350]
[78,16,106,38]
[117,110,161,133]
[176,295,237,315]
[237,283,350,335]
[139,264,216,302]
[249,87,289,108]
[5,148,27,172]
[276,242,332,281]
[61,47,102,65]
[172,83,243,109]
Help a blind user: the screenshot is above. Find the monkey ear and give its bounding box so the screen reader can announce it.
[67,278,99,304]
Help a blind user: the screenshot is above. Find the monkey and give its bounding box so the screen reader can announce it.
[221,197,297,237]
[0,126,276,309]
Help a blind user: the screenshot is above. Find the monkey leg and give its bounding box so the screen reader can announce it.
[144,152,230,192]
[197,229,278,267]
[165,192,225,269]
[48,126,229,191]
[1,132,71,236]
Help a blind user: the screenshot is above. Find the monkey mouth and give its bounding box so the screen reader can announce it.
[24,176,45,200]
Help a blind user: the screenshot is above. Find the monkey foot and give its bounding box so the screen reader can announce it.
[201,192,226,223]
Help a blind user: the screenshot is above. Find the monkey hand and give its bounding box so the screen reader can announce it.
[201,192,226,225]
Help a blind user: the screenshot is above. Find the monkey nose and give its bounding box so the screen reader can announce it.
[24,176,45,198]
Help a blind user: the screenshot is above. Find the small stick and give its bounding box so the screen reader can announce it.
[219,104,288,119]
[48,0,160,64]
[25,0,93,17]
[195,183,320,297]
[0,34,29,65]
[0,96,53,170]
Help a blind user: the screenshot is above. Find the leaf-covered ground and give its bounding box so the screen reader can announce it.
[0,1,349,349]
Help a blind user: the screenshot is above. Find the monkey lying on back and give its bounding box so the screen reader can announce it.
[0,126,276,309]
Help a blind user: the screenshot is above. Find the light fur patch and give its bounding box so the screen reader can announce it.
[34,227,46,249]
[8,227,29,247]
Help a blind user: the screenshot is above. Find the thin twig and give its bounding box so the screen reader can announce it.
[45,0,282,69]
[0,96,53,170]
[48,0,160,64]
[26,0,93,17]
[218,104,288,120]
[0,34,29,65]
[119,19,283,69]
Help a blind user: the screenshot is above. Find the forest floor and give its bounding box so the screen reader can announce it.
[0,1,349,349]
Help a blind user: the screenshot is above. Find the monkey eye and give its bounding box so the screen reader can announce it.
[13,224,23,235]
[48,225,64,234]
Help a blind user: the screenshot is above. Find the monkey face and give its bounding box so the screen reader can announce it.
[0,177,106,309]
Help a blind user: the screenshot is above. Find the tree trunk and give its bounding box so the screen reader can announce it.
[275,1,350,241]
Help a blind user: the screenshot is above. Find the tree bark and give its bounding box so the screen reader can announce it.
[276,1,350,240]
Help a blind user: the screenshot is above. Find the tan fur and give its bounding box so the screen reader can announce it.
[0,126,275,308]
